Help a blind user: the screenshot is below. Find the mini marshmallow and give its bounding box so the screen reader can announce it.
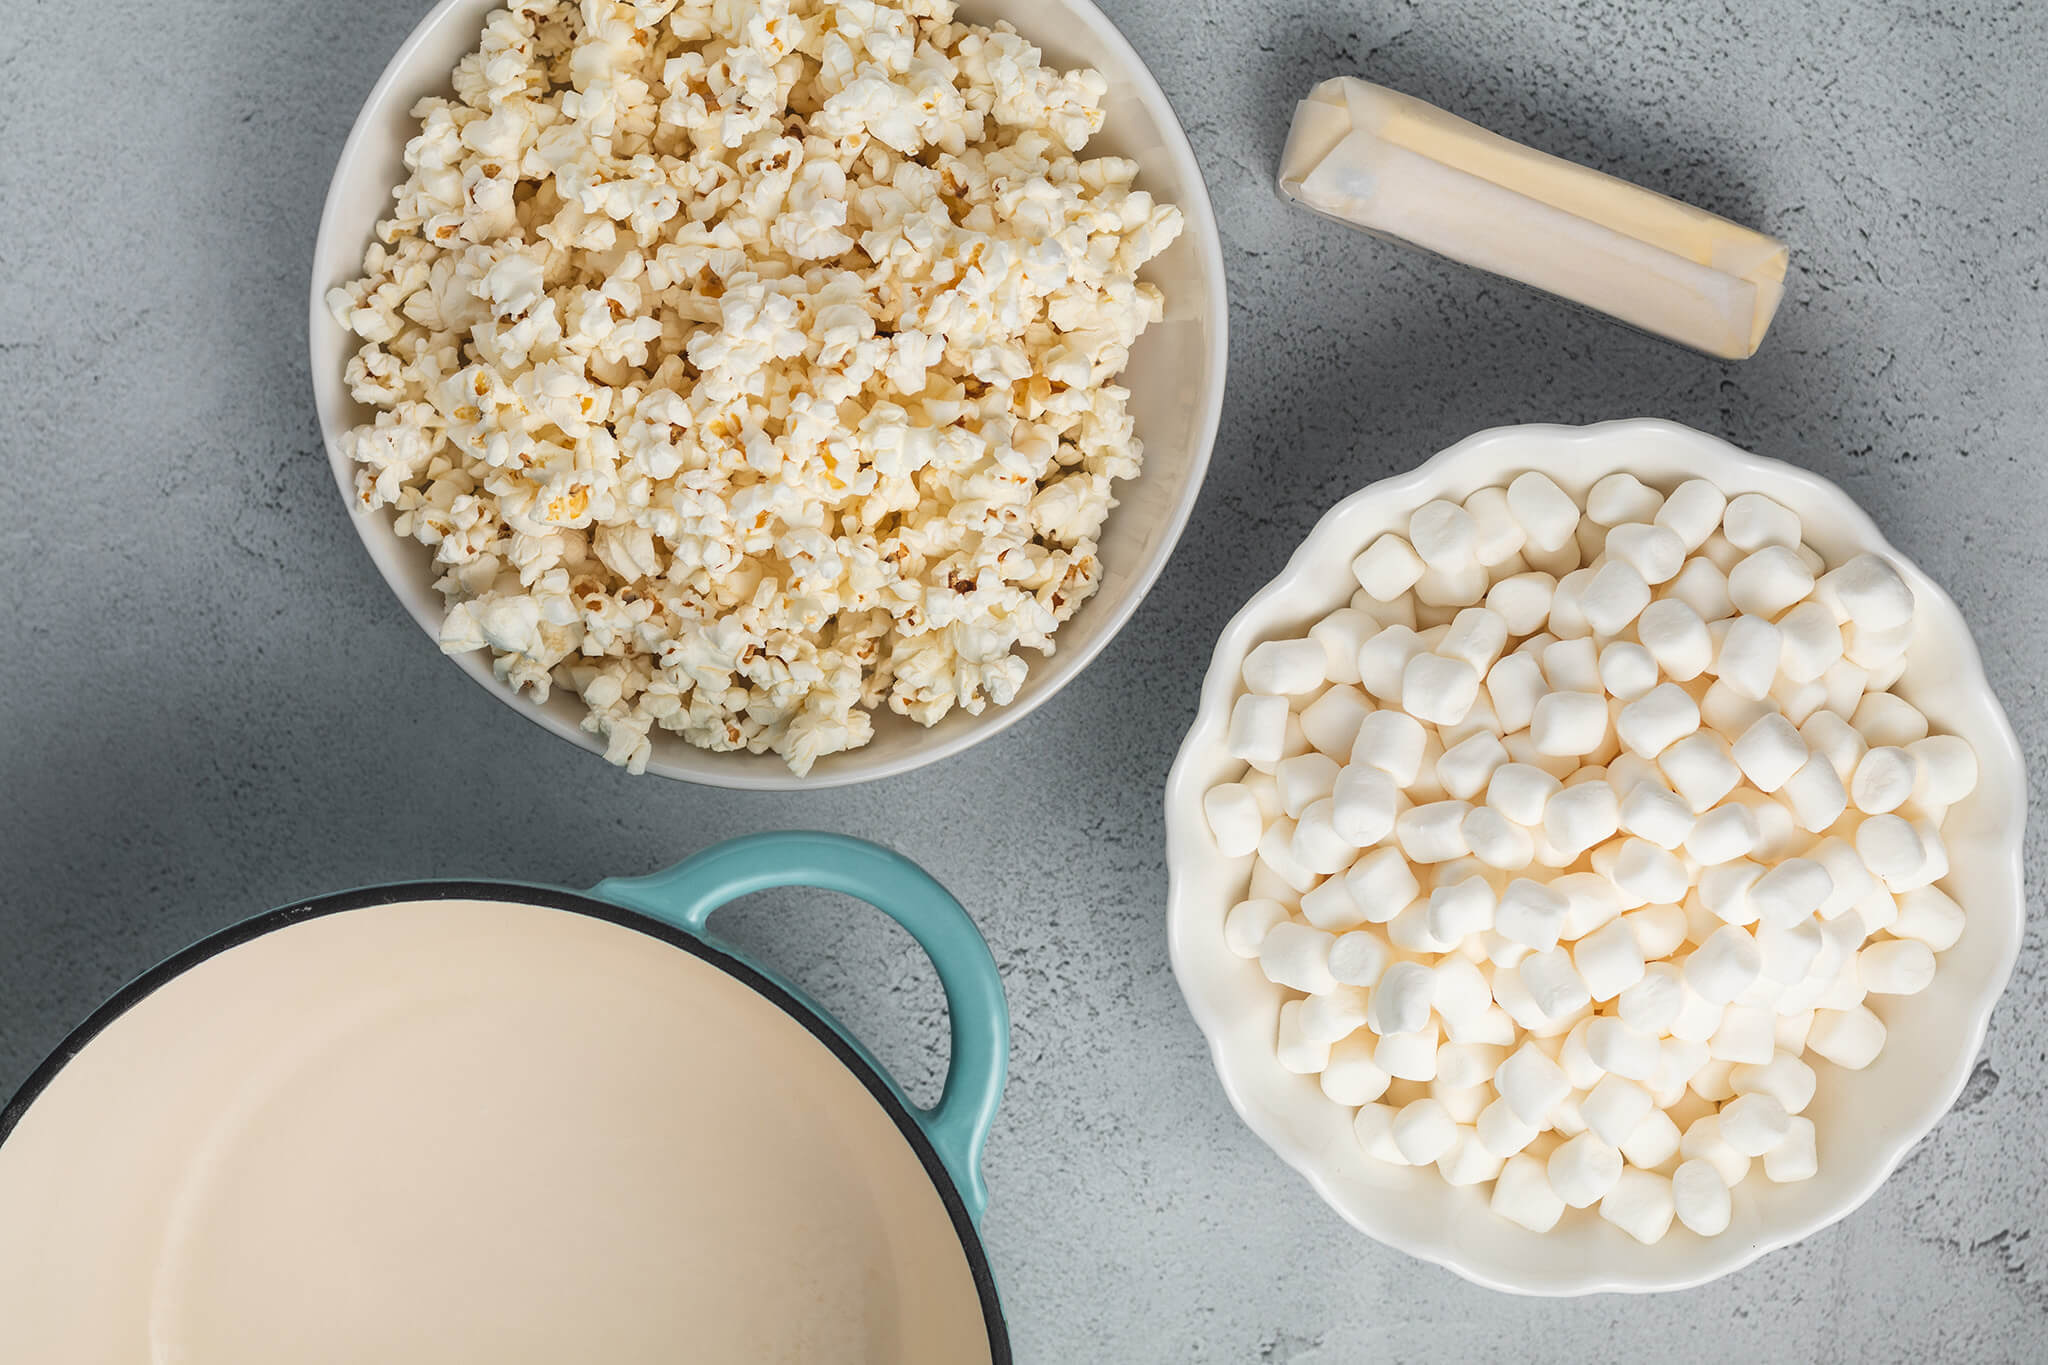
[1906,734,1978,807]
[1769,672,1828,728]
[1587,473,1663,526]
[1320,1034,1393,1105]
[1850,746,1918,815]
[1426,874,1497,946]
[1353,1102,1410,1163]
[1619,780,1696,850]
[1329,929,1393,986]
[1495,1042,1572,1126]
[1613,838,1689,907]
[1463,807,1536,871]
[1671,1158,1733,1235]
[1410,499,1479,568]
[1728,545,1815,619]
[1353,534,1427,601]
[1764,1115,1818,1182]
[1686,926,1762,1003]
[1600,1168,1676,1245]
[1308,610,1375,686]
[1655,480,1727,551]
[1755,917,1824,987]
[1581,558,1654,635]
[1723,492,1802,551]
[1366,960,1437,1036]
[1599,642,1661,702]
[1859,938,1936,995]
[1781,756,1849,833]
[1415,560,1490,608]
[1486,653,1549,734]
[1558,1020,1605,1090]
[1256,820,1319,893]
[1618,963,1685,1035]
[1389,1097,1461,1164]
[1507,471,1581,552]
[1775,1011,1817,1053]
[1891,885,1965,951]
[1660,731,1742,812]
[1622,1108,1685,1171]
[1298,986,1372,1043]
[1583,1074,1655,1146]
[1519,947,1593,1020]
[1523,533,1583,578]
[1605,523,1689,588]
[1897,818,1949,892]
[1432,955,1494,1029]
[1343,846,1421,923]
[1224,899,1290,957]
[1700,679,1777,738]
[1543,781,1621,857]
[1630,605,1710,691]
[1227,693,1291,764]
[1299,684,1373,758]
[1492,878,1570,953]
[1375,1022,1443,1081]
[1815,552,1913,629]
[1820,658,1872,719]
[1402,653,1482,727]
[1808,1004,1887,1069]
[1749,858,1833,928]
[1666,556,1735,624]
[1395,800,1474,864]
[1548,1133,1625,1208]
[1617,683,1701,760]
[1351,591,1420,629]
[1718,1091,1792,1157]
[1575,917,1648,1001]
[1275,1000,1330,1074]
[1292,799,1357,874]
[1650,1036,1712,1103]
[1433,1042,1507,1094]
[1433,605,1505,669]
[1586,1017,1661,1080]
[1714,615,1783,700]
[1854,692,1929,748]
[1260,921,1339,994]
[1356,626,1425,702]
[1855,813,1925,891]
[1731,713,1807,794]
[1492,1153,1567,1232]
[1487,572,1557,636]
[1330,764,1400,847]
[1351,710,1428,785]
[1437,732,1509,801]
[1299,877,1365,932]
[1776,600,1844,683]
[1679,1115,1752,1187]
[1685,804,1760,866]
[1709,1002,1778,1066]
[1731,1052,1817,1114]
[1464,485,1529,565]
[1247,861,1300,907]
[1547,568,1595,640]
[1553,872,1626,940]
[1690,1059,1738,1103]
[1438,1127,1507,1185]
[1698,859,1763,925]
[1538,636,1601,695]
[1478,1098,1542,1160]
[1448,1002,1520,1047]
[1532,690,1610,757]
[1801,710,1868,784]
[1274,752,1341,819]
[1204,783,1265,858]
[1671,983,1727,1044]
[1244,638,1328,697]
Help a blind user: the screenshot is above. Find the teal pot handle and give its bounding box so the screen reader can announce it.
[591,832,1008,1222]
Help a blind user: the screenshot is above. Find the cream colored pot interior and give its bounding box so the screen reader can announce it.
[0,898,993,1364]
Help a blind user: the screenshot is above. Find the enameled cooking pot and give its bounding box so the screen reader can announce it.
[0,832,1009,1363]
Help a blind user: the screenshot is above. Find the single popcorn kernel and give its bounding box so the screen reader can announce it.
[332,0,1183,775]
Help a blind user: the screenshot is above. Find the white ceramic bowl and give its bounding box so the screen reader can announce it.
[309,0,1227,789]
[1165,419,2026,1295]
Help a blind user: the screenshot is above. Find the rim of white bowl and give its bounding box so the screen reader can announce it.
[308,0,1229,790]
[1165,418,2027,1295]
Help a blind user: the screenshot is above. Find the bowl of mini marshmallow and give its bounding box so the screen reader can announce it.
[1164,419,2025,1295]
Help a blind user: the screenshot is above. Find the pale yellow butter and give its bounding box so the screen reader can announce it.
[1279,77,1788,359]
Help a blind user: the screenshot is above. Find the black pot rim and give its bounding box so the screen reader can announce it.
[0,880,1011,1362]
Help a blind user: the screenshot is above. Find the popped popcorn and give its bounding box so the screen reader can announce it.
[331,0,1182,774]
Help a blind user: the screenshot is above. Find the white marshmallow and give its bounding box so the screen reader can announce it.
[1755,916,1824,988]
[1650,1036,1712,1103]
[1437,1127,1507,1185]
[1671,1158,1734,1235]
[1660,731,1742,812]
[1548,1133,1624,1208]
[1769,672,1829,727]
[1728,545,1815,618]
[1448,1002,1520,1047]
[1410,498,1479,568]
[1618,963,1684,1035]
[1586,1017,1661,1080]
[1698,859,1763,925]
[1490,878,1568,953]
[1855,813,1925,891]
[1329,929,1393,986]
[1356,625,1425,702]
[1464,485,1529,565]
[1763,1115,1818,1183]
[1440,607,1510,675]
[1807,1004,1887,1069]
[1906,734,1978,807]
[1582,1074,1655,1146]
[1204,783,1265,858]
[1492,1153,1567,1232]
[1731,713,1807,794]
[1853,693,1929,748]
[1430,1042,1505,1095]
[1536,638,1599,696]
[1275,1000,1330,1074]
[1256,819,1319,893]
[1581,558,1653,635]
[1243,638,1328,697]
[1574,917,1648,1002]
[1622,1108,1684,1170]
[1775,1011,1817,1054]
[1665,557,1734,623]
[1723,492,1802,551]
[1670,983,1727,1044]
[1776,600,1844,683]
[1587,473,1663,526]
[1486,652,1549,734]
[1298,986,1372,1043]
[1507,471,1581,553]
[1463,807,1535,871]
[1689,1060,1738,1104]
[1604,523,1689,588]
[1859,938,1936,995]
[1599,1168,1676,1245]
[1656,480,1728,552]
[1437,732,1509,802]
[1415,561,1489,608]
[1432,955,1494,1029]
[1850,746,1918,814]
[1486,572,1557,636]
[1320,1034,1393,1105]
[1353,534,1427,601]
[1613,838,1689,907]
[1730,1051,1817,1114]
[1679,1114,1752,1187]
[1329,763,1400,847]
[1274,752,1341,819]
[1820,658,1872,719]
[1558,1019,1605,1090]
[1477,1098,1542,1159]
[1402,653,1481,727]
[1686,925,1762,1003]
[1247,860,1300,907]
[1718,1091,1792,1156]
[1523,530,1582,576]
[1299,684,1373,758]
[1598,642,1661,702]
[1366,959,1436,1036]
[1299,877,1365,932]
[1291,799,1357,874]
[1307,610,1375,686]
[1555,872,1627,940]
[1543,781,1621,857]
[1891,885,1965,951]
[1353,1102,1410,1163]
[1709,1001,1778,1065]
[1750,857,1833,928]
[1239,770,1285,823]
[1618,779,1696,850]
[1532,691,1610,757]
[1547,568,1595,640]
[1697,679,1774,739]
[1352,591,1420,629]
[1343,846,1420,923]
[1375,1021,1443,1081]
[1616,683,1701,761]
[1227,693,1290,765]
[1685,804,1760,866]
[1781,755,1849,833]
[1260,921,1338,994]
[1426,874,1497,946]
[1714,615,1783,700]
[1350,710,1427,785]
[1395,800,1474,864]
[1815,552,1914,629]
[1224,899,1290,958]
[1389,1096,1462,1164]
[1631,602,1710,688]
[1801,710,1869,783]
[1495,1042,1572,1126]
[1520,946,1593,1020]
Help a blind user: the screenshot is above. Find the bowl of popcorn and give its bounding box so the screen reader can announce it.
[1165,419,2024,1294]
[310,0,1227,786]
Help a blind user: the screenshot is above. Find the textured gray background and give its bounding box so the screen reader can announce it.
[1,0,2043,1359]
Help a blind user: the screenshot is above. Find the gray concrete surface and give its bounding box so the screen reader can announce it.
[2,0,2044,1359]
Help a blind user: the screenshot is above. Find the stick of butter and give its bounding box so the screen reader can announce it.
[1279,77,1789,359]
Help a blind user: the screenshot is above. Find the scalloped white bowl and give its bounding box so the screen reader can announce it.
[310,0,1227,789]
[1165,419,2025,1295]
